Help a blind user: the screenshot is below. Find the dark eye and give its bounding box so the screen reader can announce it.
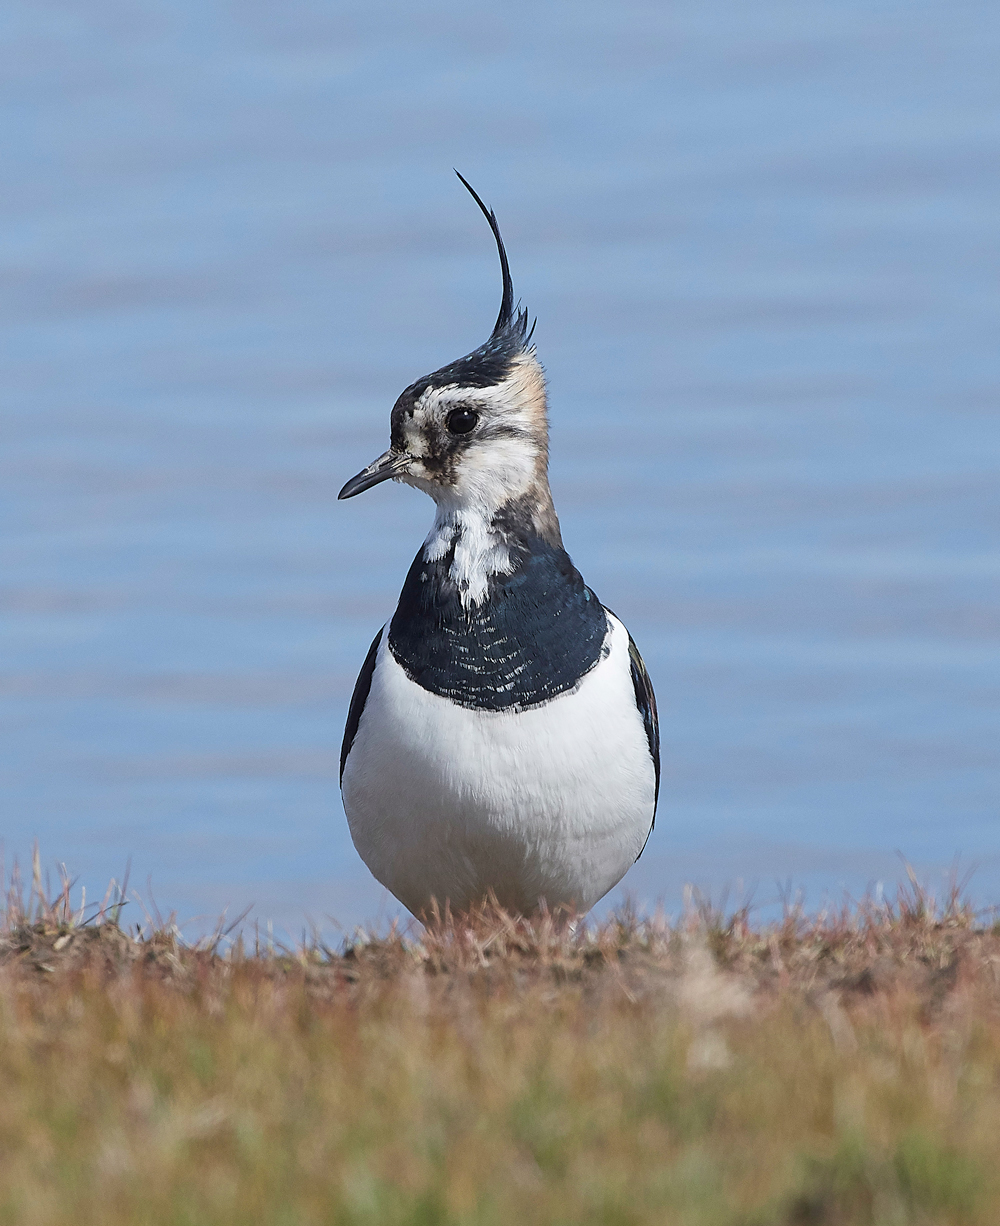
[446,408,479,435]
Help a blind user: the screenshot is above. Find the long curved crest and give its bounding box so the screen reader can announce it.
[455,170,515,340]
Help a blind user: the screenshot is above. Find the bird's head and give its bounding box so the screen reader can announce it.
[339,174,559,544]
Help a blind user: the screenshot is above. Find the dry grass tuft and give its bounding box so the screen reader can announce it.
[2,861,1000,1224]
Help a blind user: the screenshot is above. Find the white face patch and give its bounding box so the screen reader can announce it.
[400,352,549,608]
[402,353,547,506]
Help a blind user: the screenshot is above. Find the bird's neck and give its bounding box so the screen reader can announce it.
[422,485,563,609]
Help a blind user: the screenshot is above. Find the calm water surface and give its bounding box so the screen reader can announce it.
[2,1,998,932]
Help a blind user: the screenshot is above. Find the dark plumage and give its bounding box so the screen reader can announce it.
[388,533,608,713]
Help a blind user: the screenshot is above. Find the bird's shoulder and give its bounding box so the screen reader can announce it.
[340,626,384,783]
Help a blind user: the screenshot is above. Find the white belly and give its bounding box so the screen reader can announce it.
[341,611,656,916]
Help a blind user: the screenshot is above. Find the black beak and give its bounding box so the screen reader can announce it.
[338,449,411,500]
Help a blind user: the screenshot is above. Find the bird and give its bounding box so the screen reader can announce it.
[337,173,659,919]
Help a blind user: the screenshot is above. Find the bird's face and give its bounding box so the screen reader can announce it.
[339,174,559,544]
[339,349,548,513]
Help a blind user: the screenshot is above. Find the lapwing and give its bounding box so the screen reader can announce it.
[338,174,659,918]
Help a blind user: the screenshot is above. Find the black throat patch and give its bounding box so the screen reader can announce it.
[388,532,609,711]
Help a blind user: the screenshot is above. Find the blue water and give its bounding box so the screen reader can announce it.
[2,1,999,933]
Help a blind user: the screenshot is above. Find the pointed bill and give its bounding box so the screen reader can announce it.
[338,449,411,499]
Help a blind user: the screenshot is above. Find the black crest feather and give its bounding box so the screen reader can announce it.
[454,171,530,348]
[400,175,532,401]
[454,170,517,339]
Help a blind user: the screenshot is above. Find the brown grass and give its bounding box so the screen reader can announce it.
[2,857,1000,1224]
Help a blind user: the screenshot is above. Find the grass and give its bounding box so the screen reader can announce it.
[2,858,1000,1224]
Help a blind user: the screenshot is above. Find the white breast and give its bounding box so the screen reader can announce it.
[341,611,655,916]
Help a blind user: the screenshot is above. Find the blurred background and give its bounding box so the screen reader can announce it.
[2,0,998,935]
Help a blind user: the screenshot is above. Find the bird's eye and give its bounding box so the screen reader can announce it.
[446,408,479,435]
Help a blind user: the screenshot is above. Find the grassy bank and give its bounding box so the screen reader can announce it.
[1,874,999,1225]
